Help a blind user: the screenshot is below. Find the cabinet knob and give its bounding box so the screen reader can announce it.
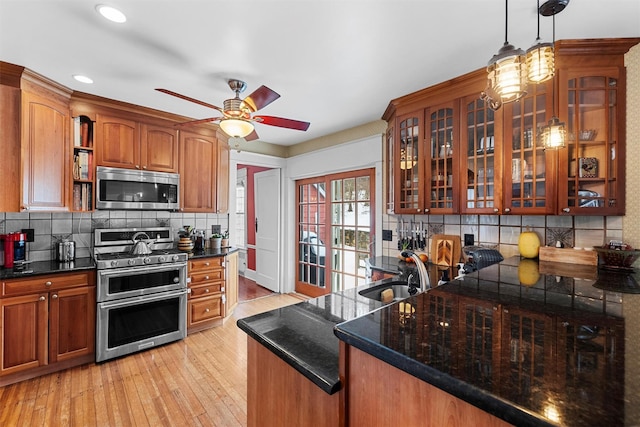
[205,308,210,313]
[142,166,147,170]
[562,207,570,213]
[424,208,430,213]
[205,262,210,266]
[205,288,209,293]
[204,275,209,280]
[493,208,499,213]
[39,296,46,301]
[45,281,52,287]
[504,208,511,213]
[22,206,30,211]
[417,209,421,213]
[135,165,140,169]
[51,294,58,299]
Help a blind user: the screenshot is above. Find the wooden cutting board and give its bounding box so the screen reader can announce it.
[430,234,463,266]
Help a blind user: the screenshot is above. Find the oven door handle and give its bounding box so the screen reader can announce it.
[98,289,188,310]
[98,263,187,278]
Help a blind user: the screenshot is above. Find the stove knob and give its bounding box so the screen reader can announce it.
[144,257,152,264]
[111,260,118,268]
[172,255,179,261]
[158,256,166,263]
[128,259,136,266]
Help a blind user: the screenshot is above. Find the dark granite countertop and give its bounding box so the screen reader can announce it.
[188,247,239,259]
[0,257,96,280]
[236,279,402,394]
[336,256,639,427]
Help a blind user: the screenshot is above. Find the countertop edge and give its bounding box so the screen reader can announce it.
[237,318,341,395]
[334,310,556,427]
[188,247,239,259]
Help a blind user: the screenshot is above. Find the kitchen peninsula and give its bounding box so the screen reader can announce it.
[238,257,638,426]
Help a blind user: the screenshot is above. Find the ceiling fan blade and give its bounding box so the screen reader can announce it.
[174,117,222,127]
[155,88,224,112]
[242,85,280,112]
[245,129,259,141]
[255,115,310,131]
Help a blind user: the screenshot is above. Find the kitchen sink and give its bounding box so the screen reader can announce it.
[358,281,414,302]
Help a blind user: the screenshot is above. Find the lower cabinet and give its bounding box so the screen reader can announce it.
[187,252,239,334]
[0,271,96,386]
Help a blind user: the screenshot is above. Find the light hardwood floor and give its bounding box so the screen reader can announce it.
[0,293,307,427]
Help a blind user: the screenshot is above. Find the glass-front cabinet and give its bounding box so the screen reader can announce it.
[461,96,502,214]
[558,70,624,215]
[503,82,556,215]
[394,113,424,214]
[427,104,458,213]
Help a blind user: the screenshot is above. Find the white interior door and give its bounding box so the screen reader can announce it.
[254,168,280,292]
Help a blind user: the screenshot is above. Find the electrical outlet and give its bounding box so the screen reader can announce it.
[382,229,393,241]
[464,234,474,246]
[211,225,221,235]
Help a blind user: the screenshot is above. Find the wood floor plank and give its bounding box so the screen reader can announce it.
[0,293,307,425]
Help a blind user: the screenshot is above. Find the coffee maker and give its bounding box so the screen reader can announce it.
[1,232,27,268]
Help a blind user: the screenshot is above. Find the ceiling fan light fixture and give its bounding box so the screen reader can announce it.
[540,116,566,149]
[219,118,254,138]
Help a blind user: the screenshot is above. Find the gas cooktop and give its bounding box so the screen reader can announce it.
[95,249,187,269]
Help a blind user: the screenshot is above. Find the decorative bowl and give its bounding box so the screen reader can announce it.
[593,246,640,270]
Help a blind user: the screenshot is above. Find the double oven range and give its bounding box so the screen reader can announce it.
[94,228,188,362]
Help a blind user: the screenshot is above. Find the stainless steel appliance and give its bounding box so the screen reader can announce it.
[56,240,76,262]
[94,227,188,362]
[96,166,180,211]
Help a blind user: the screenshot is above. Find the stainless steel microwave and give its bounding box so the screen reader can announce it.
[96,166,180,210]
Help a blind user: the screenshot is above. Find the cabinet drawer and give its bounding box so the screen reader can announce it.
[189,282,223,299]
[2,272,91,297]
[189,295,223,323]
[189,257,223,271]
[190,271,224,285]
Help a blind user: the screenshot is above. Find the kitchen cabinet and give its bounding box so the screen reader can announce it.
[95,114,178,173]
[71,115,95,211]
[555,40,632,215]
[384,38,638,216]
[187,252,238,334]
[179,128,229,213]
[0,271,96,386]
[0,62,72,212]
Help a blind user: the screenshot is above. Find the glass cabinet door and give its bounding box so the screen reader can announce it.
[395,113,423,213]
[385,126,395,214]
[559,71,623,215]
[503,83,555,214]
[427,106,457,213]
[462,98,501,214]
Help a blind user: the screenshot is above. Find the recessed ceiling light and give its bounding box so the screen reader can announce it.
[73,75,94,84]
[96,5,127,23]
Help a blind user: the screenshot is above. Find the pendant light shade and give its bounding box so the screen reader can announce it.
[526,0,555,83]
[540,116,566,149]
[219,118,254,138]
[526,42,554,83]
[482,0,527,109]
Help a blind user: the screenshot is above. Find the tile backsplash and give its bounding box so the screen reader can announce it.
[383,213,623,259]
[0,211,228,262]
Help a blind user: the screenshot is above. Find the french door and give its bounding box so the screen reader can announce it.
[296,169,375,297]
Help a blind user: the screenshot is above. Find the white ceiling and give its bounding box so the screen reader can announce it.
[1,0,639,146]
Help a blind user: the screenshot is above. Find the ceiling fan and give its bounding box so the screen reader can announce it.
[156,79,310,141]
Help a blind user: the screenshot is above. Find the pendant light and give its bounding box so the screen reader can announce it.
[539,0,568,150]
[482,0,528,110]
[526,0,554,83]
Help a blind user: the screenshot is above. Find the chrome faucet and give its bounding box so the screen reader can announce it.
[402,251,431,294]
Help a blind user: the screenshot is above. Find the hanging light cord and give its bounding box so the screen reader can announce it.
[551,12,557,115]
[536,0,541,41]
[504,0,509,44]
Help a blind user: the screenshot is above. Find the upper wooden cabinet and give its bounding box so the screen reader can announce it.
[384,38,639,216]
[95,115,178,173]
[179,128,229,213]
[0,62,71,212]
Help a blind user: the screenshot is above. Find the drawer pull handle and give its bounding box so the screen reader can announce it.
[45,281,52,287]
[205,308,210,313]
[39,296,46,301]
